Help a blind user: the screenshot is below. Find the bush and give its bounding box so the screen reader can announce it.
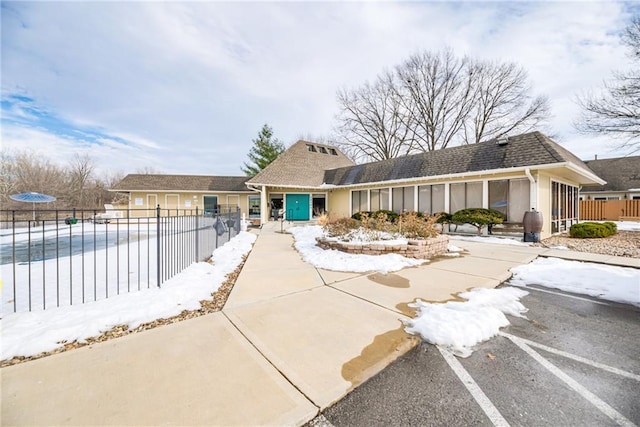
[398,211,440,239]
[324,217,360,237]
[570,222,617,239]
[433,212,452,224]
[352,210,399,223]
[451,208,505,235]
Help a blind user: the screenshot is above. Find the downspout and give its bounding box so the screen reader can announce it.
[525,168,537,210]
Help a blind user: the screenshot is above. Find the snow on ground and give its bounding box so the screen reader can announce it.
[510,257,640,307]
[449,234,532,246]
[288,225,425,273]
[404,287,529,357]
[0,232,256,360]
[605,220,640,232]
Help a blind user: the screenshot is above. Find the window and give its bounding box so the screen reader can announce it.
[551,181,579,233]
[489,179,530,222]
[248,196,260,218]
[351,190,368,214]
[306,144,316,152]
[418,185,431,213]
[329,148,338,155]
[370,188,390,211]
[318,146,328,154]
[450,182,483,213]
[392,186,414,213]
[203,195,218,216]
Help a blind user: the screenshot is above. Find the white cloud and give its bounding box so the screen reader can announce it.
[1,1,637,177]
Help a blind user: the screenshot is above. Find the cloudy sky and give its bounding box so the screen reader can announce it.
[1,1,637,177]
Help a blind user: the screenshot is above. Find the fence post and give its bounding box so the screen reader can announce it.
[156,204,161,288]
[195,206,199,262]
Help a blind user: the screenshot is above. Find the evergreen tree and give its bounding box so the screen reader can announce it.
[242,124,285,176]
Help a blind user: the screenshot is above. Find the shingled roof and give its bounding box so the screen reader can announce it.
[247,140,355,187]
[323,132,600,186]
[111,174,252,192]
[581,156,640,192]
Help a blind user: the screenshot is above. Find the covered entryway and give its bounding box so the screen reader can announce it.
[285,194,310,220]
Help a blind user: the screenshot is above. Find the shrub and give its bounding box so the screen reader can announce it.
[433,212,452,224]
[351,211,372,221]
[375,210,399,223]
[323,217,360,237]
[451,208,505,235]
[569,222,617,239]
[398,211,440,239]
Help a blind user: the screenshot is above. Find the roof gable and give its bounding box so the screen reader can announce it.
[582,156,640,192]
[247,140,355,187]
[112,174,252,192]
[324,132,598,186]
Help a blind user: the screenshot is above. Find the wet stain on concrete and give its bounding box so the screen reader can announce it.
[341,327,419,389]
[395,289,476,317]
[367,273,410,288]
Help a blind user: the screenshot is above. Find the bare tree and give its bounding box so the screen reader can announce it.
[65,154,95,207]
[334,49,550,161]
[464,60,550,144]
[335,71,416,161]
[396,50,475,151]
[0,149,119,211]
[575,16,640,150]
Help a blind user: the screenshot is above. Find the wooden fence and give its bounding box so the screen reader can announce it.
[580,200,640,221]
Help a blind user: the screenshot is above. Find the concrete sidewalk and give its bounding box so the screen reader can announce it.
[2,222,635,426]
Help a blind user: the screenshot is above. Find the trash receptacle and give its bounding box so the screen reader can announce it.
[65,217,78,225]
[523,210,543,242]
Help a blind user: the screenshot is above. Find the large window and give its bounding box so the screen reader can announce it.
[552,181,579,233]
[449,182,483,213]
[488,179,530,222]
[370,188,390,211]
[351,190,368,214]
[392,186,414,213]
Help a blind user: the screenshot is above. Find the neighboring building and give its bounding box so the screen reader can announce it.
[110,174,255,219]
[110,131,606,238]
[580,156,640,201]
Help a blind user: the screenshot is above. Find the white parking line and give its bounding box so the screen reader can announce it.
[505,334,637,427]
[438,346,510,427]
[500,333,640,382]
[515,285,613,306]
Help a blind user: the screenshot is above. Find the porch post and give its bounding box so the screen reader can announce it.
[482,180,489,209]
[260,185,268,225]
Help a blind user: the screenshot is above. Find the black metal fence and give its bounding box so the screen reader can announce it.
[0,206,242,314]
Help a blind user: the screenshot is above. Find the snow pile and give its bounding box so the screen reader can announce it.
[444,243,464,257]
[323,227,406,245]
[510,257,640,307]
[288,225,425,273]
[404,287,529,357]
[450,235,531,246]
[1,232,257,360]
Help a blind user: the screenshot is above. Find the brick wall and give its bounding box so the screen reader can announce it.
[316,234,449,259]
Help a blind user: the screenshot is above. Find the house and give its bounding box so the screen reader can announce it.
[580,156,640,201]
[110,174,255,219]
[247,132,604,237]
[110,131,605,239]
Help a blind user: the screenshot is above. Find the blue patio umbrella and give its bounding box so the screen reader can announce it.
[10,192,56,220]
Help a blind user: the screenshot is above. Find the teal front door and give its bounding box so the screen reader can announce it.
[285,194,310,221]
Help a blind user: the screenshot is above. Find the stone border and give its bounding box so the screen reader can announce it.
[316,234,449,259]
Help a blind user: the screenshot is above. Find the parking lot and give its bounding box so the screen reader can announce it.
[315,284,640,427]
